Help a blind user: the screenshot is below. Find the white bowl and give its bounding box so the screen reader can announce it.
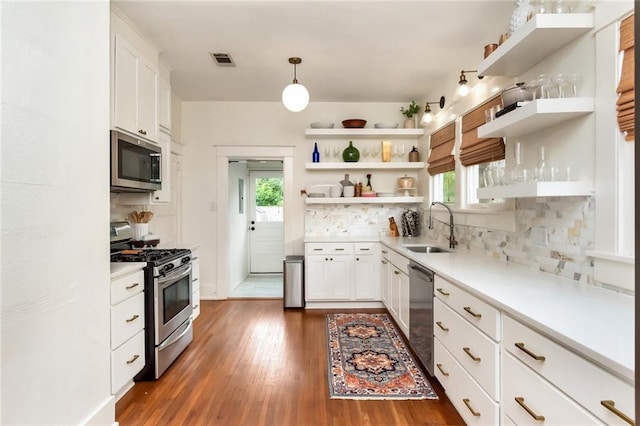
[374,122,399,129]
[310,122,334,129]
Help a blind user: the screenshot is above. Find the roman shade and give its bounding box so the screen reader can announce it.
[460,96,505,166]
[427,122,455,175]
[616,14,634,141]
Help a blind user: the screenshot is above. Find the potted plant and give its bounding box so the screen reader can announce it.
[400,101,420,128]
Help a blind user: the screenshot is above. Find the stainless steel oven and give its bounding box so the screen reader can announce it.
[156,262,192,344]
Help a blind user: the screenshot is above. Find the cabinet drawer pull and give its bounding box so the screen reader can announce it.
[600,400,634,425]
[313,248,324,251]
[436,288,450,296]
[381,260,388,264]
[436,321,449,332]
[394,270,400,275]
[382,250,388,254]
[193,278,199,282]
[138,129,147,135]
[126,354,140,365]
[125,314,140,323]
[125,282,140,290]
[335,248,345,251]
[192,257,199,261]
[463,306,482,318]
[515,342,546,361]
[359,248,370,251]
[462,398,480,417]
[193,304,199,309]
[436,363,449,376]
[462,347,481,362]
[515,397,545,421]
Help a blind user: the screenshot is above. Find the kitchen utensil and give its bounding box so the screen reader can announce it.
[374,122,399,129]
[341,119,367,128]
[310,122,334,128]
[501,82,534,106]
[484,43,498,58]
[397,175,416,189]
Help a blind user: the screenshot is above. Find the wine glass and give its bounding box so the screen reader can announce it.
[551,73,566,98]
[537,74,551,98]
[371,145,380,161]
[362,147,370,159]
[333,146,339,159]
[566,73,582,97]
[324,145,331,159]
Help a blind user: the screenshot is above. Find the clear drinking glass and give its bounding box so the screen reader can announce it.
[566,73,582,97]
[506,141,526,183]
[535,146,549,181]
[551,73,567,98]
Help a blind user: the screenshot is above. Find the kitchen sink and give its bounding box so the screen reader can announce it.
[403,245,450,253]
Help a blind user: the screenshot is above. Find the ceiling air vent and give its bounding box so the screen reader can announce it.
[210,52,235,66]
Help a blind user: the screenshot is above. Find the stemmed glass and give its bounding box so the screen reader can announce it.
[324,145,331,160]
[362,147,370,159]
[551,73,566,98]
[566,73,582,97]
[333,146,339,159]
[371,145,380,161]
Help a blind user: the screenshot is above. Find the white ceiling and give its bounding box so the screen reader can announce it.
[113,1,515,104]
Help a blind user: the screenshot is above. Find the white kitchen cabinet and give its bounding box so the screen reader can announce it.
[158,77,172,132]
[386,249,410,337]
[502,315,635,425]
[380,247,391,307]
[191,248,201,320]
[110,265,146,400]
[305,254,352,300]
[353,243,380,300]
[113,32,158,142]
[433,275,500,421]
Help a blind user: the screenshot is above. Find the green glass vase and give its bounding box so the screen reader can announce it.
[342,141,360,162]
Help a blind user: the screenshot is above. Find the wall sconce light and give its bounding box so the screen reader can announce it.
[282,57,309,112]
[420,96,446,125]
[457,70,484,97]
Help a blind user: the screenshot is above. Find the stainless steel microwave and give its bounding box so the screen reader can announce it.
[111,130,162,192]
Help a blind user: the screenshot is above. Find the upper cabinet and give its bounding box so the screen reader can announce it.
[305,128,424,139]
[158,77,172,132]
[478,13,594,77]
[113,33,159,143]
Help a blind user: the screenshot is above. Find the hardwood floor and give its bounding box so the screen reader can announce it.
[116,300,464,425]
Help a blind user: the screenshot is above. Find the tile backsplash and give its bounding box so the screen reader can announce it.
[304,197,613,291]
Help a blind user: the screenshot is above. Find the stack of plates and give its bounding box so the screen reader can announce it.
[374,122,399,129]
[361,192,377,197]
[310,122,334,129]
[376,192,395,197]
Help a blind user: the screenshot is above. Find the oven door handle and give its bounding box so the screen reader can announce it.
[158,318,193,351]
[158,264,192,286]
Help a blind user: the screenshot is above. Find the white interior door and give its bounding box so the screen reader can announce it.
[249,171,284,273]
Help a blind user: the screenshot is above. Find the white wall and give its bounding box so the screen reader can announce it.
[1,2,113,425]
[228,162,249,290]
[181,101,425,298]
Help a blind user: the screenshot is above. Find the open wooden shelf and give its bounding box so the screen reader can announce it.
[305,128,424,138]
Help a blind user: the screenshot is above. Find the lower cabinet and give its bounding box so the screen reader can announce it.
[305,242,380,302]
[381,247,410,337]
[380,247,390,306]
[110,266,146,400]
[191,248,201,320]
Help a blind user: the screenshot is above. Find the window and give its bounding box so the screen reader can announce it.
[432,170,456,204]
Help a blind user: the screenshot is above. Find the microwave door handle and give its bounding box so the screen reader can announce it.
[150,152,162,183]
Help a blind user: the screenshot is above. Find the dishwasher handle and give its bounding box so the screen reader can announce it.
[409,261,434,283]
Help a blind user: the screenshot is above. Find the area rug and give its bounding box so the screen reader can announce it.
[326,313,438,400]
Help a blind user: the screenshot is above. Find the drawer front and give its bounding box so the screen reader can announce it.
[191,259,200,293]
[434,275,500,341]
[380,245,391,260]
[111,268,145,305]
[503,315,635,425]
[502,352,600,425]
[111,292,145,350]
[192,289,201,320]
[434,338,499,425]
[389,249,409,274]
[354,242,378,253]
[305,242,353,255]
[111,329,145,394]
[434,298,499,400]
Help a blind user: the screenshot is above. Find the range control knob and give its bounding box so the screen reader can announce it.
[162,263,175,273]
[182,256,191,264]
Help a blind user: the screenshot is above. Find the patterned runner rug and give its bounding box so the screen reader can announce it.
[326,313,438,400]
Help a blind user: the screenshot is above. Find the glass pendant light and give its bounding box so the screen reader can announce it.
[282,57,309,112]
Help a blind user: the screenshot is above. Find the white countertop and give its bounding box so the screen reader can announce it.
[373,236,634,382]
[304,234,385,243]
[110,262,146,279]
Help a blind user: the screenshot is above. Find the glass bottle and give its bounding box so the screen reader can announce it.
[365,174,373,192]
[535,146,549,181]
[312,142,320,163]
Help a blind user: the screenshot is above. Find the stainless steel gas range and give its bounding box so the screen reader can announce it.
[110,222,193,380]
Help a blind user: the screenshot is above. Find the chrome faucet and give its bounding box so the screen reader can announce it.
[428,201,458,249]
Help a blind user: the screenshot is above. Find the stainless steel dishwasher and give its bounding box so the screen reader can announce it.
[408,261,434,376]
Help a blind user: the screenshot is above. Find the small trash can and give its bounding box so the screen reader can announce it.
[283,255,305,308]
